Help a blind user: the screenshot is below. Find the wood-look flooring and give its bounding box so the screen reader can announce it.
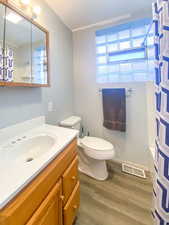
[75,163,153,225]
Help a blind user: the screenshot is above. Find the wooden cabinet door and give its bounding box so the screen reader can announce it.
[64,182,80,225]
[62,156,79,205]
[26,180,62,225]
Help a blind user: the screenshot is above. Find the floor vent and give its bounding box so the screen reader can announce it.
[122,163,146,179]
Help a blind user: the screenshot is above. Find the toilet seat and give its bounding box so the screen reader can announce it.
[80,136,115,160]
[80,136,114,151]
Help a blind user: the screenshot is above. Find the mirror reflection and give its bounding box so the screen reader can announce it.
[0,3,48,85]
[0,4,5,82]
[5,7,32,83]
[32,24,47,84]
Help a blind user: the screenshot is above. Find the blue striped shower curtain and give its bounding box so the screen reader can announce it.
[0,45,14,82]
[153,0,169,224]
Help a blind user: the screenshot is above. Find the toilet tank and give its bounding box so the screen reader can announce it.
[60,116,82,131]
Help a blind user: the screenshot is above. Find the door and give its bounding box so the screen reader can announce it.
[62,157,79,205]
[26,180,62,225]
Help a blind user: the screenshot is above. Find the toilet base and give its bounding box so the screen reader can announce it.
[78,165,108,181]
[78,149,108,181]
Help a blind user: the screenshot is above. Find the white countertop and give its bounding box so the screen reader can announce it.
[0,117,78,209]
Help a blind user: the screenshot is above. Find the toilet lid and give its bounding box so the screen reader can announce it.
[80,137,114,151]
[60,116,81,127]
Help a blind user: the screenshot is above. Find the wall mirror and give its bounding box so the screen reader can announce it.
[0,1,49,87]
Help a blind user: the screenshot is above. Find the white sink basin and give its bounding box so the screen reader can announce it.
[0,119,78,210]
[11,135,56,162]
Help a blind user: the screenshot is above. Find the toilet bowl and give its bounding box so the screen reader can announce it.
[60,116,115,180]
[78,136,115,180]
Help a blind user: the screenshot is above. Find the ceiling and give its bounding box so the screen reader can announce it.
[44,0,154,31]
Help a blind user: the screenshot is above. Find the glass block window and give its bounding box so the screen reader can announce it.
[96,18,155,83]
[32,46,47,83]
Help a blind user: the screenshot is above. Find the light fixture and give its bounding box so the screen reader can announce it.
[6,12,22,24]
[33,6,41,15]
[9,0,41,20]
[20,0,30,5]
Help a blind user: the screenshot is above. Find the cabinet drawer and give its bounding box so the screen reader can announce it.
[63,182,80,225]
[62,156,79,205]
[26,180,62,225]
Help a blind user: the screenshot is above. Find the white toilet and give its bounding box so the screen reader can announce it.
[60,116,115,181]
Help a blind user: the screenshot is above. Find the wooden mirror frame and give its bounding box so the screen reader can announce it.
[0,0,50,87]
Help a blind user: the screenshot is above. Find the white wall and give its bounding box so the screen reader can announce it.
[73,17,155,169]
[146,82,156,148]
[0,0,74,128]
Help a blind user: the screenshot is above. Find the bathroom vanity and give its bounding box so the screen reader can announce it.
[0,117,80,225]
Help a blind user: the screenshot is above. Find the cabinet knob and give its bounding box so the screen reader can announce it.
[60,195,65,201]
[73,205,77,210]
[72,176,76,180]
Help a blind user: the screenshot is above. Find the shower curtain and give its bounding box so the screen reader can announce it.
[4,47,14,82]
[0,45,14,82]
[153,0,169,224]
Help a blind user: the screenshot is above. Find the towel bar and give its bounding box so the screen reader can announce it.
[98,88,132,97]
